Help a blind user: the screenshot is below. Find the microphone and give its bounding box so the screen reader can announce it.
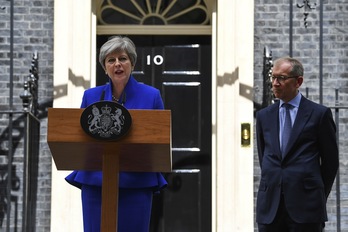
[100,90,105,101]
[121,92,126,105]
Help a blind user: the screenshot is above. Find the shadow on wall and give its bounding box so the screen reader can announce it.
[53,68,91,100]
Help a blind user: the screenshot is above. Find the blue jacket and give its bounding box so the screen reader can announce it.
[65,76,167,190]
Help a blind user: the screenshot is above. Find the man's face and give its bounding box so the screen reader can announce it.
[271,62,303,102]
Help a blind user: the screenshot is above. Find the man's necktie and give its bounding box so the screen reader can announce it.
[281,103,292,156]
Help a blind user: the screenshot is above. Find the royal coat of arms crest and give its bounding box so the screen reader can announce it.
[80,101,132,140]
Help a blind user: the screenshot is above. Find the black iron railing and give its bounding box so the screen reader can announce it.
[0,52,40,232]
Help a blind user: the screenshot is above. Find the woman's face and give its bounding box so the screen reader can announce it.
[104,51,134,85]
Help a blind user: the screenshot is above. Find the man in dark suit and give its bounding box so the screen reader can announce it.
[256,57,339,231]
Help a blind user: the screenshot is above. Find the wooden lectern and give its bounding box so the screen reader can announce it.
[47,108,172,232]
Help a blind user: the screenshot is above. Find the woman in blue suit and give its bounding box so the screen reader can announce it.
[65,36,167,232]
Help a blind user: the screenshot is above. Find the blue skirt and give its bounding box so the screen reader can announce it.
[81,185,153,232]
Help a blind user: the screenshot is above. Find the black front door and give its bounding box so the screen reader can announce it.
[97,35,212,232]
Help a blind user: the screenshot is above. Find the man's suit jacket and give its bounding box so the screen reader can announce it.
[256,95,338,224]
